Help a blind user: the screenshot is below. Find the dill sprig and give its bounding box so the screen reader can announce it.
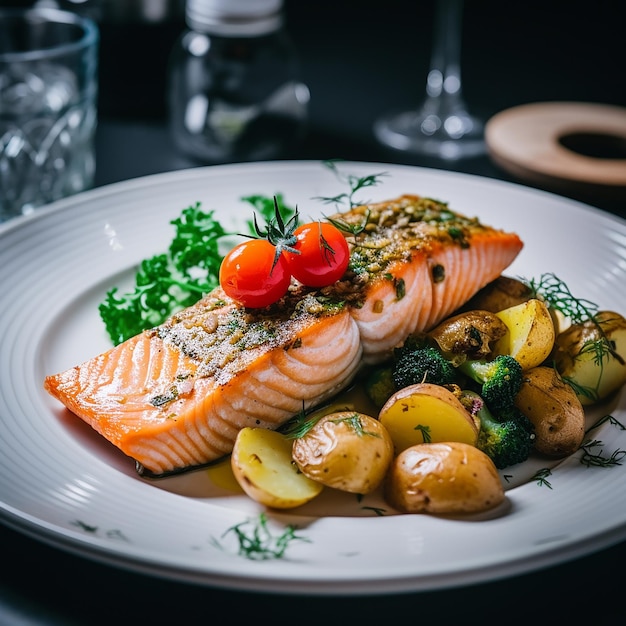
[526,272,598,324]
[578,414,626,468]
[362,506,386,516]
[280,404,363,439]
[525,272,624,379]
[579,439,626,468]
[314,159,387,210]
[279,404,323,439]
[586,413,626,434]
[581,312,625,367]
[329,413,381,438]
[532,468,553,488]
[213,513,309,560]
[324,210,370,239]
[281,406,383,440]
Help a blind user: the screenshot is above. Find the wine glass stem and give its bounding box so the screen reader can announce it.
[372,0,484,158]
[423,0,466,115]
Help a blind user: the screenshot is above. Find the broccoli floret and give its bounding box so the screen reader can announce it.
[464,391,536,469]
[458,354,523,411]
[392,345,457,389]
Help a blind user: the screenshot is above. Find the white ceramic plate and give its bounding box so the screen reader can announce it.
[1,161,625,595]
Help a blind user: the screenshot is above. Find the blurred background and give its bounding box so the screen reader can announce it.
[5,0,623,212]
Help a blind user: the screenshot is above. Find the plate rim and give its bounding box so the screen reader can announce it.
[1,160,625,595]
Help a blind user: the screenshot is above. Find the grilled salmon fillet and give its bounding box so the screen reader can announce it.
[44,194,523,475]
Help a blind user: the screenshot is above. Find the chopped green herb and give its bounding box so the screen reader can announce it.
[150,386,179,407]
[447,226,469,248]
[431,264,445,283]
[394,276,406,300]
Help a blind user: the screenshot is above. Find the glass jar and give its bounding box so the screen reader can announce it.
[167,0,309,163]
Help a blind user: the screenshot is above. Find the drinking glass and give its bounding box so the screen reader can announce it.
[0,8,99,223]
[374,0,484,160]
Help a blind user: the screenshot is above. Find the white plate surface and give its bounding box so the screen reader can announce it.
[1,161,625,595]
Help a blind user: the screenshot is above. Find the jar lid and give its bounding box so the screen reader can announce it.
[186,0,284,36]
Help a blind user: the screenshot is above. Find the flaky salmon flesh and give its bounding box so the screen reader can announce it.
[44,194,523,476]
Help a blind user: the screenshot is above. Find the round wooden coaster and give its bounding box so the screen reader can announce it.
[485,102,626,201]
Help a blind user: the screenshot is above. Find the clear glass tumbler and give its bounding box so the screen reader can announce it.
[0,8,99,223]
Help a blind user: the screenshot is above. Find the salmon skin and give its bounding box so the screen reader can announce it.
[44,194,523,476]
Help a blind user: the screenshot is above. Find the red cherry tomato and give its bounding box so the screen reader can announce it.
[219,238,291,308]
[287,221,350,287]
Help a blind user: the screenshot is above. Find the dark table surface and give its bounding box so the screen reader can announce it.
[3,1,626,623]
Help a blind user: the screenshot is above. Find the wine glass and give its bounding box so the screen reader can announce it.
[374,0,485,160]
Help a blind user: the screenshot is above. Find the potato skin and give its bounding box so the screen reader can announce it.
[514,366,585,457]
[292,412,394,494]
[378,383,479,454]
[493,298,556,370]
[231,427,324,509]
[385,442,505,514]
[552,311,626,405]
[428,310,508,362]
[460,276,534,313]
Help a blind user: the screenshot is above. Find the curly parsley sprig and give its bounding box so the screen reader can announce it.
[99,162,384,345]
[99,203,228,345]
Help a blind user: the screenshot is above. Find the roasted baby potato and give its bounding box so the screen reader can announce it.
[552,310,626,405]
[384,442,505,514]
[514,366,585,457]
[493,298,556,370]
[292,412,394,494]
[378,383,479,454]
[231,427,324,509]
